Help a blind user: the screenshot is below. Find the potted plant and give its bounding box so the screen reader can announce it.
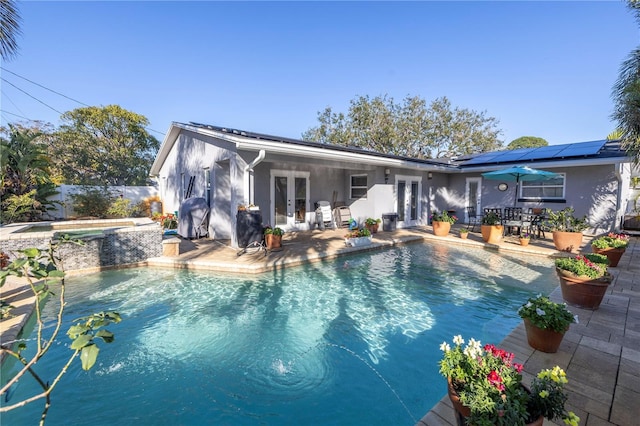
[591,232,629,267]
[439,335,580,426]
[264,226,284,250]
[160,213,178,234]
[555,253,613,309]
[344,227,372,247]
[519,231,531,246]
[518,295,577,353]
[431,210,457,237]
[459,228,469,239]
[364,217,381,234]
[545,207,589,252]
[480,211,503,244]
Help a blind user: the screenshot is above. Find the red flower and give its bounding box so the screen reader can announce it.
[487,370,505,391]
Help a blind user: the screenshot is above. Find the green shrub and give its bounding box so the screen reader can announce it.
[70,187,114,218]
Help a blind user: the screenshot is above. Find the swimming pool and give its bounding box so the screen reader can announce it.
[2,242,557,425]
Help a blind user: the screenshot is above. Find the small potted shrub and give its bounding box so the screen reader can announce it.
[518,295,577,353]
[459,228,469,239]
[480,211,503,244]
[519,231,531,246]
[364,218,381,234]
[545,207,589,252]
[555,253,612,309]
[161,213,178,230]
[431,210,457,237]
[591,232,629,267]
[264,226,284,250]
[344,228,372,247]
[439,335,580,426]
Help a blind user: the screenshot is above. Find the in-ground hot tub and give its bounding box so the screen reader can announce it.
[1,218,163,272]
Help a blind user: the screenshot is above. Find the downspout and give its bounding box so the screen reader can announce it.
[244,150,266,206]
[615,162,630,231]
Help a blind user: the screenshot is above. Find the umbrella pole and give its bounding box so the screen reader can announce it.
[514,176,520,207]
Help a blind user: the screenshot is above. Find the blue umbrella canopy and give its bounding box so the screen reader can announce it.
[482,166,559,206]
[482,165,559,182]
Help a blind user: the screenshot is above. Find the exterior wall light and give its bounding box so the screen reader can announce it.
[384,168,391,183]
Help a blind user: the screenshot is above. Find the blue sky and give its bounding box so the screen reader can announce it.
[0,1,637,146]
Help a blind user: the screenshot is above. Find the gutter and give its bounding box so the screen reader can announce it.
[244,149,266,172]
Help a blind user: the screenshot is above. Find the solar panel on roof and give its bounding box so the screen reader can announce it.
[556,140,607,157]
[463,153,503,165]
[518,146,565,161]
[462,140,609,166]
[492,151,527,162]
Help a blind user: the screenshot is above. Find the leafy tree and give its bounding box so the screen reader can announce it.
[612,1,640,164]
[303,95,503,159]
[507,136,549,150]
[51,105,160,185]
[0,0,21,60]
[0,243,120,425]
[0,124,59,223]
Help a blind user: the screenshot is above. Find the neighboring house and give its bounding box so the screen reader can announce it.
[149,122,632,247]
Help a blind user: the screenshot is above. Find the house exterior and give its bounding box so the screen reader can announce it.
[149,122,633,247]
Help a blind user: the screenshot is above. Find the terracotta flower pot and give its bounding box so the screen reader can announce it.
[365,223,379,234]
[481,224,503,244]
[432,221,451,237]
[591,246,625,267]
[552,231,583,252]
[460,232,469,239]
[447,378,471,418]
[556,267,613,309]
[447,377,544,426]
[265,234,282,250]
[523,318,567,353]
[519,238,530,247]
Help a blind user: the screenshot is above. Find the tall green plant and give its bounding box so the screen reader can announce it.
[0,240,120,425]
[0,124,59,223]
[545,207,589,232]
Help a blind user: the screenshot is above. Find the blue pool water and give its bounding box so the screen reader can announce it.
[2,242,557,425]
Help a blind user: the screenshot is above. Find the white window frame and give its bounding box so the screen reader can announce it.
[350,174,368,199]
[520,173,566,200]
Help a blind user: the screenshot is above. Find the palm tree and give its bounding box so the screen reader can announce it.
[612,1,640,164]
[0,0,22,60]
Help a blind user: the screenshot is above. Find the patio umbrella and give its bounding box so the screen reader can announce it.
[482,165,559,206]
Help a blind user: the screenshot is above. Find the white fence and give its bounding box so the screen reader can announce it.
[47,184,159,219]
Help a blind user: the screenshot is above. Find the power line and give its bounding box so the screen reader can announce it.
[0,77,64,115]
[0,68,166,137]
[1,66,90,107]
[0,109,33,121]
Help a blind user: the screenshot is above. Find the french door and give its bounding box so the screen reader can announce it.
[396,175,421,228]
[270,170,310,230]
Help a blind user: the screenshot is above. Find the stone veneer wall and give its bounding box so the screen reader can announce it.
[1,226,163,271]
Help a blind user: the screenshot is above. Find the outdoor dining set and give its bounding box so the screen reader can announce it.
[466,206,547,238]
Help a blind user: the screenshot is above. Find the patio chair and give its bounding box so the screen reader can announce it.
[503,207,526,236]
[334,206,353,228]
[527,208,546,239]
[466,206,481,232]
[315,201,334,230]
